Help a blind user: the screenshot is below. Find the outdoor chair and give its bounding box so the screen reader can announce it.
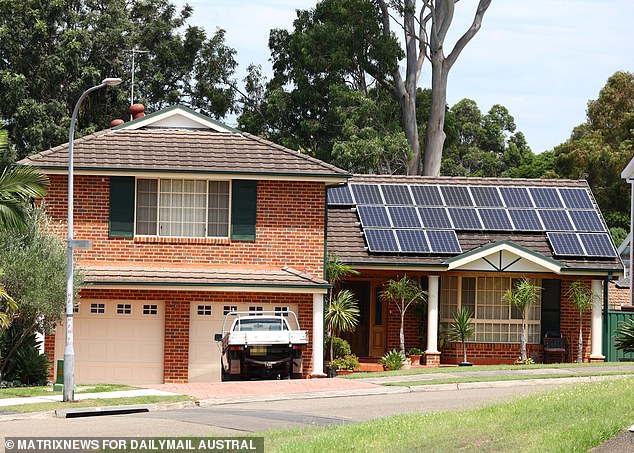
[543,331,567,363]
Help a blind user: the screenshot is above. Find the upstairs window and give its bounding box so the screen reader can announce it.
[136,179,230,238]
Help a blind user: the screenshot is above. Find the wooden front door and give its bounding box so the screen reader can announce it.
[370,284,387,357]
[340,281,370,357]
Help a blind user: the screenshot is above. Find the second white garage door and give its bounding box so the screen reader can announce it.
[54,300,164,385]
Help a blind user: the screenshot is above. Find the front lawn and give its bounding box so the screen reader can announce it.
[344,361,634,379]
[263,377,634,452]
[0,384,136,399]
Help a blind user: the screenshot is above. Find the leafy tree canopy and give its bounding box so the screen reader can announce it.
[553,71,634,230]
[0,0,238,158]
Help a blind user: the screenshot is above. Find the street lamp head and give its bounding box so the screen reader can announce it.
[101,77,123,87]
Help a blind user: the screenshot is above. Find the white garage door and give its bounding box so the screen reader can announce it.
[55,300,164,385]
[188,302,299,382]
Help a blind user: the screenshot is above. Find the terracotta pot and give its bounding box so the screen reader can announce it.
[408,354,422,366]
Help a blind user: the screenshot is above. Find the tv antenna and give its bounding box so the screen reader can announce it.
[123,48,150,106]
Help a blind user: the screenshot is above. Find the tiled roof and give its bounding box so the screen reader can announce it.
[327,175,623,273]
[18,129,349,178]
[81,262,328,290]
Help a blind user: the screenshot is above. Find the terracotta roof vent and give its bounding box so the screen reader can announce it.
[130,103,145,119]
[110,119,125,127]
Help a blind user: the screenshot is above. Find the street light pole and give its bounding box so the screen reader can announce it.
[64,78,122,402]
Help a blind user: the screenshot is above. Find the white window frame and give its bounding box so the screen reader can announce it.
[134,178,231,239]
[440,275,542,344]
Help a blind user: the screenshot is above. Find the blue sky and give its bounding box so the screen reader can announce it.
[172,0,634,154]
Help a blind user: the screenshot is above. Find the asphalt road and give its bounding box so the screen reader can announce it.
[0,380,566,440]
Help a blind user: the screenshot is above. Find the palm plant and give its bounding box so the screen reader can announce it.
[381,275,427,356]
[0,165,49,231]
[447,307,475,364]
[325,289,360,361]
[503,278,540,363]
[325,254,359,362]
[615,318,634,353]
[0,282,17,330]
[566,281,595,363]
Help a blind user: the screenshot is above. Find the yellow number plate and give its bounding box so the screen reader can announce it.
[250,346,267,355]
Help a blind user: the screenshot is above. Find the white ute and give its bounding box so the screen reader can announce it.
[214,311,308,380]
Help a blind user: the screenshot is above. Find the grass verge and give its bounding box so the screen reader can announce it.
[0,395,194,413]
[262,377,634,452]
[0,384,137,399]
[344,362,634,379]
[385,371,634,386]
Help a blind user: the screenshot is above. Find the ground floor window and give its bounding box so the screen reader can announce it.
[440,276,542,344]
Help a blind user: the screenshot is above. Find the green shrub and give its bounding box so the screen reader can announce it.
[329,354,360,371]
[326,336,351,358]
[1,323,49,385]
[380,349,405,370]
[407,347,423,356]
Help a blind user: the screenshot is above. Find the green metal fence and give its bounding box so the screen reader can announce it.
[604,311,634,362]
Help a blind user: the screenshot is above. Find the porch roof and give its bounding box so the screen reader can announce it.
[80,262,329,294]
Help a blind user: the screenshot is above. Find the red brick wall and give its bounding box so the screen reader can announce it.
[609,282,630,310]
[440,343,543,365]
[386,306,421,353]
[45,333,56,381]
[560,278,593,363]
[44,175,325,278]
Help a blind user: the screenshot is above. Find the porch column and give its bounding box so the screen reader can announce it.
[311,293,326,377]
[424,275,441,366]
[590,279,605,362]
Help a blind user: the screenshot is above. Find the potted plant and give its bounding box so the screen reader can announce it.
[380,349,406,371]
[447,307,475,366]
[407,347,423,366]
[329,354,360,375]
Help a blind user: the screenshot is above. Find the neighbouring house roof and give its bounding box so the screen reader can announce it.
[81,262,329,294]
[327,175,624,276]
[18,105,349,181]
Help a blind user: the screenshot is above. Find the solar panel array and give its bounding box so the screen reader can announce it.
[327,183,616,258]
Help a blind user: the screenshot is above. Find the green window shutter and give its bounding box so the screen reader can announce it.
[109,176,135,238]
[231,180,257,241]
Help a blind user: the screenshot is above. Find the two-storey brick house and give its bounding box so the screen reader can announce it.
[19,105,349,384]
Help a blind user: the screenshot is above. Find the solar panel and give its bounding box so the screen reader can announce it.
[388,206,422,228]
[410,185,444,206]
[500,187,533,208]
[559,188,594,209]
[395,229,430,253]
[478,208,513,230]
[351,184,383,204]
[547,232,584,256]
[569,210,605,232]
[470,186,504,207]
[440,186,473,207]
[538,210,574,231]
[327,185,353,205]
[529,187,563,208]
[578,233,616,257]
[418,207,452,229]
[448,208,483,230]
[364,229,399,253]
[357,205,391,228]
[381,185,413,205]
[508,209,543,231]
[427,230,462,253]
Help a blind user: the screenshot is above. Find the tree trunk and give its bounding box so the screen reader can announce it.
[462,340,467,363]
[520,322,527,362]
[578,312,584,363]
[400,312,406,356]
[423,56,448,176]
[403,99,421,175]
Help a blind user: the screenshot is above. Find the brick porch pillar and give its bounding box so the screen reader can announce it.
[311,293,326,377]
[424,275,441,367]
[589,279,605,362]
